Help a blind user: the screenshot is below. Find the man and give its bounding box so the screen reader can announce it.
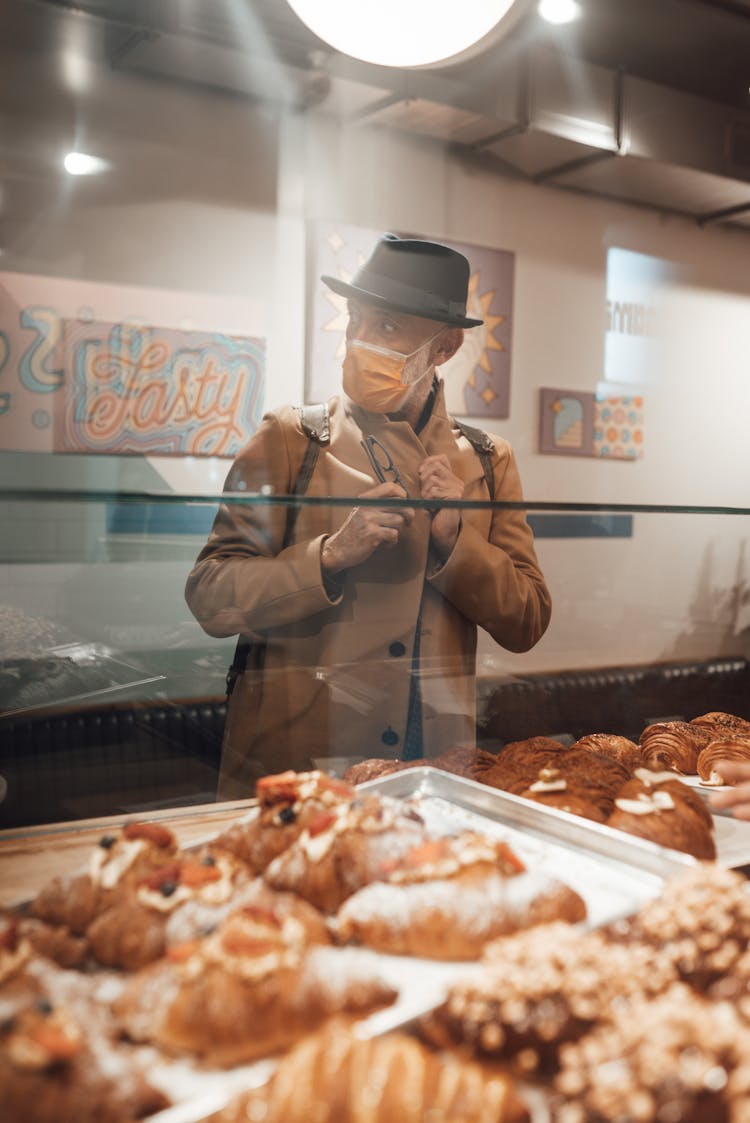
[185,233,551,797]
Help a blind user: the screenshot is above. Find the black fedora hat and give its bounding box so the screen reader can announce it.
[322,233,483,329]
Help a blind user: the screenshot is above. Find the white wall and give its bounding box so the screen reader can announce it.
[3,60,749,676]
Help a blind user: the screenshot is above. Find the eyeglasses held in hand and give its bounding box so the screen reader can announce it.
[360,435,407,493]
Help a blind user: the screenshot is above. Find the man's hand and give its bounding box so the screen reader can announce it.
[419,454,464,559]
[321,482,414,575]
[709,760,750,819]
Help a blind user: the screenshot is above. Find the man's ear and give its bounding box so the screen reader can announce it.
[432,327,464,366]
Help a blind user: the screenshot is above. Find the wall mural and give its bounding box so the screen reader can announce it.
[0,272,265,457]
[308,220,515,419]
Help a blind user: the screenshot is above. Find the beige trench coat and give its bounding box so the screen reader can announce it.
[185,384,551,797]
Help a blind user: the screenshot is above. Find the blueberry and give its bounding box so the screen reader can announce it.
[278,806,296,824]
[99,835,116,849]
[35,998,54,1015]
[201,854,217,867]
[160,881,178,897]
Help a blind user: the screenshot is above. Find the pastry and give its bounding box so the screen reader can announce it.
[551,749,630,818]
[428,745,500,780]
[607,865,750,988]
[569,732,642,772]
[28,821,179,934]
[606,783,716,859]
[163,875,329,949]
[518,767,606,822]
[623,766,714,827]
[214,770,356,873]
[334,831,584,959]
[697,736,750,785]
[335,865,585,960]
[85,847,255,970]
[690,711,750,736]
[482,737,568,794]
[1,912,87,970]
[0,924,168,1123]
[264,793,430,912]
[639,720,715,773]
[422,923,676,1075]
[114,904,396,1065]
[206,1018,531,1123]
[343,758,416,784]
[552,983,750,1123]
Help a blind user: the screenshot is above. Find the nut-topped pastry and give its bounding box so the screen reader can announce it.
[114,902,396,1065]
[607,865,750,988]
[422,922,676,1075]
[552,983,750,1123]
[214,770,356,873]
[206,1018,531,1123]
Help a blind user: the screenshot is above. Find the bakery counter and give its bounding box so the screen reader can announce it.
[5,770,750,1123]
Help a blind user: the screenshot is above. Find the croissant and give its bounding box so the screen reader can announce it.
[690,711,750,736]
[206,1018,531,1123]
[570,733,642,772]
[264,794,430,912]
[482,737,567,795]
[343,758,415,784]
[28,821,179,934]
[0,929,168,1123]
[519,768,606,823]
[606,788,715,860]
[335,867,584,960]
[639,721,715,773]
[214,770,356,873]
[114,906,395,1065]
[697,737,750,785]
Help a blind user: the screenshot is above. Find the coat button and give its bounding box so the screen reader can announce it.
[388,641,406,658]
[381,727,399,747]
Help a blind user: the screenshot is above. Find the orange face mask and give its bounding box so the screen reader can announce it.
[342,330,442,413]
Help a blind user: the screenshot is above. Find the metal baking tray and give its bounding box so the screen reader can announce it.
[362,766,750,873]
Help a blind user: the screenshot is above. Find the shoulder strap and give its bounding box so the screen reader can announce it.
[227,403,330,695]
[452,417,495,497]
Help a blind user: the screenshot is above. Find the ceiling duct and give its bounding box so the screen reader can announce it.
[19,0,750,230]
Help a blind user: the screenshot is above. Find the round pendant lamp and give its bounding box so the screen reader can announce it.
[285,0,530,69]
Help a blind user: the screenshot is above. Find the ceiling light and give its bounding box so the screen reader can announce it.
[538,0,581,24]
[285,0,528,68]
[63,151,110,176]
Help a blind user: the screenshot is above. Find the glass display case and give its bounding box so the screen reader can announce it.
[1,486,748,830]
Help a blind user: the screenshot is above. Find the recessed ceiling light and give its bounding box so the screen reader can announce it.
[538,0,581,24]
[63,151,110,176]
